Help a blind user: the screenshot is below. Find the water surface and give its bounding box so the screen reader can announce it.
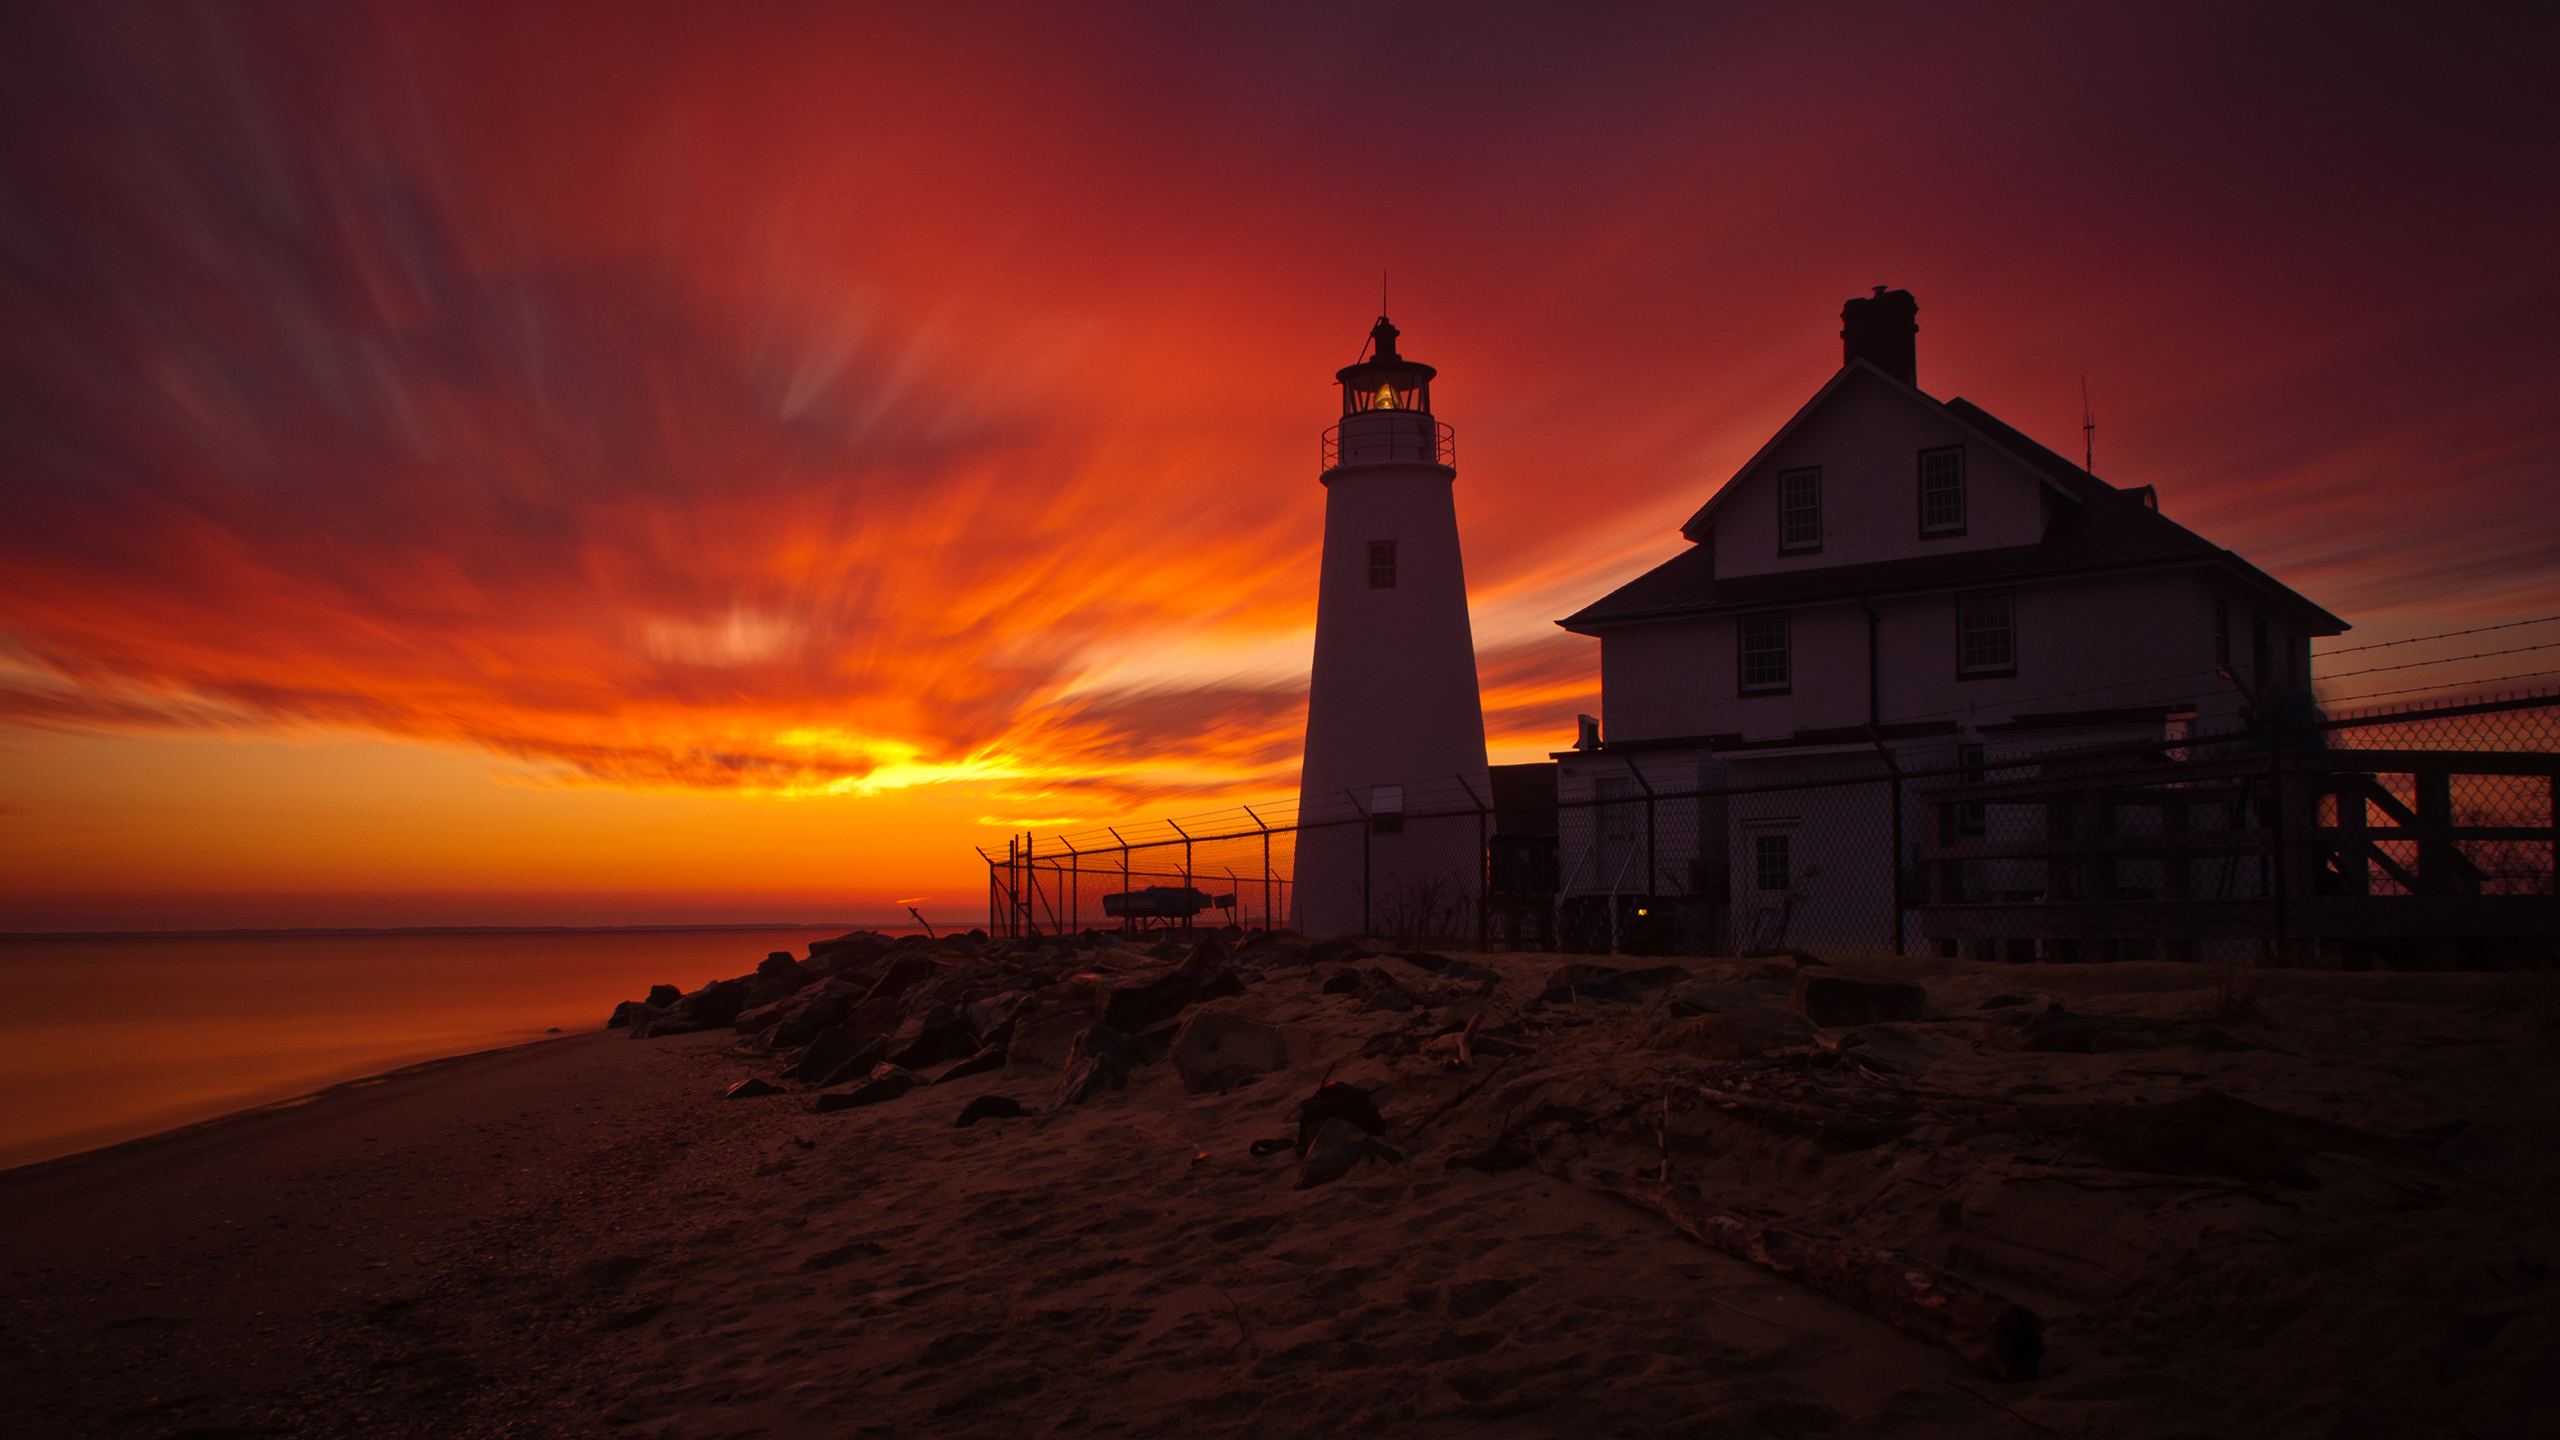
[0,926,877,1170]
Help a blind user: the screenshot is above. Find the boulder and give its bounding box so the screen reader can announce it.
[1639,1007,1818,1060]
[769,978,864,1048]
[607,999,649,1029]
[1297,1117,1403,1189]
[1168,1009,1288,1094]
[1790,969,1927,1027]
[954,1095,1028,1128]
[1293,1080,1387,1153]
[1096,938,1243,1033]
[671,977,756,1029]
[966,991,1033,1050]
[862,954,944,1006]
[724,1077,783,1099]
[647,984,683,1009]
[742,955,817,1008]
[1357,970,1418,1013]
[934,1044,1008,1083]
[885,1010,980,1071]
[1049,1026,1131,1109]
[1005,1007,1095,1075]
[1664,979,1784,1017]
[814,1064,925,1112]
[1319,968,1363,995]
[732,1000,792,1035]
[785,1023,882,1085]
[1540,979,1642,1006]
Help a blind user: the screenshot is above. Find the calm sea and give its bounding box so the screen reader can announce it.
[0,926,897,1171]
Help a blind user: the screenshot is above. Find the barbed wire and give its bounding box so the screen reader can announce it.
[2315,612,2560,656]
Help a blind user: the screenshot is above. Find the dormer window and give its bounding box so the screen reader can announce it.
[1919,446,1966,536]
[1778,467,1822,552]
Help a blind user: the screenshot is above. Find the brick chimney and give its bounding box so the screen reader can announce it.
[1840,285,1918,385]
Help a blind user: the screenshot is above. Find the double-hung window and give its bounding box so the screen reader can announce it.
[1956,590,2015,677]
[1753,833,1792,891]
[1367,539,1397,590]
[1778,467,1822,552]
[1739,612,1791,694]
[1919,446,1966,535]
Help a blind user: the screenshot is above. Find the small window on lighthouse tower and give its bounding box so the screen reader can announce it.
[1368,540,1398,589]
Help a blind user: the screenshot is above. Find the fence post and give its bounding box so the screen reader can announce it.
[1244,805,1272,934]
[1109,827,1131,939]
[1171,820,1193,934]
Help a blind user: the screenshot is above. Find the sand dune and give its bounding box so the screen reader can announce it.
[3,945,2553,1439]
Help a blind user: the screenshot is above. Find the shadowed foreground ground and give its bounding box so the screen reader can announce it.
[2,949,2554,1439]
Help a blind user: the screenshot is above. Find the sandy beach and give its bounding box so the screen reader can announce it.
[4,943,2555,1440]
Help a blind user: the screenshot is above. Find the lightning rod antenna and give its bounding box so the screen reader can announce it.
[2081,374,2096,473]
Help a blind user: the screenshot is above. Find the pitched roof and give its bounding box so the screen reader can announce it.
[1563,382,2347,636]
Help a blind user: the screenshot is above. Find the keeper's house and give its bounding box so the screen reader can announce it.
[1550,288,2346,955]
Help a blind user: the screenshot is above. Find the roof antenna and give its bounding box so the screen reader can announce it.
[1381,268,1388,318]
[2081,374,2096,473]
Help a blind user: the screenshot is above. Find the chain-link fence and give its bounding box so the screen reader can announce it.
[982,690,2557,966]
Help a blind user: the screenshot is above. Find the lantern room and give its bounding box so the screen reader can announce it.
[1335,315,1436,415]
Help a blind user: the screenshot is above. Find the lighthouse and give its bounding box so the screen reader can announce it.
[1291,315,1492,939]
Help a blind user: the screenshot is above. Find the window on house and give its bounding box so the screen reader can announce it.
[1957,743,1987,836]
[1919,446,1966,534]
[1739,612,1790,692]
[2214,600,2231,667]
[1754,833,1792,891]
[1371,784,1403,835]
[1367,540,1397,590]
[1778,467,1822,551]
[1957,590,2015,675]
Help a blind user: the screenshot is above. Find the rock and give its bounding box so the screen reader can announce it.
[1049,1026,1131,1109]
[671,977,757,1029]
[1097,938,1242,1033]
[1790,969,1927,1026]
[965,991,1033,1050]
[742,957,817,1009]
[1297,1116,1403,1188]
[768,978,864,1048]
[1392,951,1451,973]
[1294,1080,1387,1153]
[1664,979,1783,1017]
[1980,994,2031,1010]
[862,954,944,1006]
[934,1044,1008,1083]
[1541,980,1642,1006]
[1358,969,1418,1013]
[1616,965,1697,992]
[954,1095,1028,1128]
[732,1000,792,1035]
[1168,1009,1289,1094]
[1836,1023,1956,1076]
[1319,968,1363,995]
[724,1077,782,1099]
[607,999,649,1029]
[885,1011,980,1070]
[1006,1007,1098,1075]
[1543,961,1624,990]
[814,1064,925,1111]
[1640,1007,1818,1060]
[786,1024,885,1085]
[646,984,683,1008]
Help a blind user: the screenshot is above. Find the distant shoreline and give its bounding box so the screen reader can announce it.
[0,921,918,941]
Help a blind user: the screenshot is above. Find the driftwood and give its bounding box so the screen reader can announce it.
[1573,1167,2045,1381]
[1693,1084,1917,1152]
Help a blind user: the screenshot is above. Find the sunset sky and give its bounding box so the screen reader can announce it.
[2,2,2554,930]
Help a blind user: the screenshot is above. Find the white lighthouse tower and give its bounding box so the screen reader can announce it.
[1290,315,1491,939]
